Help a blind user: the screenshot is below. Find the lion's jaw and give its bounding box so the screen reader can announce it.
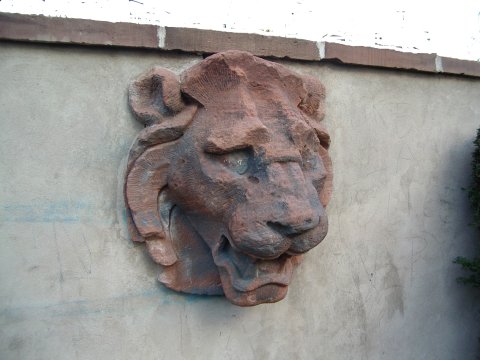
[181,215,298,306]
[213,235,296,306]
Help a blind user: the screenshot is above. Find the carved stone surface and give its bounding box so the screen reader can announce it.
[124,51,333,306]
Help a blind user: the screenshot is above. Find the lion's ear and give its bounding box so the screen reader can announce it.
[297,75,333,207]
[298,75,326,122]
[126,67,198,167]
[129,67,187,126]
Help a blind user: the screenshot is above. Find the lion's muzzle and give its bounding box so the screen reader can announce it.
[227,161,328,260]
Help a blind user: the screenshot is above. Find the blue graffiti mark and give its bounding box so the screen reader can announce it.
[0,287,180,320]
[0,200,95,223]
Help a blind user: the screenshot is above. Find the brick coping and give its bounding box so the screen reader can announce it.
[1,12,479,78]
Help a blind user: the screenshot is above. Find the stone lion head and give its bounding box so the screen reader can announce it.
[124,51,333,306]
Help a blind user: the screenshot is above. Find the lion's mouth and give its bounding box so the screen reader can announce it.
[212,235,294,293]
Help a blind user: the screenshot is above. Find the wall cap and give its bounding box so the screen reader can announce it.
[1,12,479,78]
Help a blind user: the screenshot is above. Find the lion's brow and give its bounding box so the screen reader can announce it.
[204,123,270,154]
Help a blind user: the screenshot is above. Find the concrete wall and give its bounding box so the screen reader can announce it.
[0,42,479,360]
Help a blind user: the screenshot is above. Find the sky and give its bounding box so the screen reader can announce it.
[1,0,479,61]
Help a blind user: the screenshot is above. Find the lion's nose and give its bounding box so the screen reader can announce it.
[263,192,326,256]
[267,213,318,236]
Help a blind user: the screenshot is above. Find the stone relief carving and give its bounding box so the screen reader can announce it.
[124,51,333,306]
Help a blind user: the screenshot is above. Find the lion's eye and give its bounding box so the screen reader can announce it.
[216,150,250,175]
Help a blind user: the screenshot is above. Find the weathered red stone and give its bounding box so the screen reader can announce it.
[125,51,333,306]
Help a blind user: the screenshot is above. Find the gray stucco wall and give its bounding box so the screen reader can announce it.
[0,42,479,360]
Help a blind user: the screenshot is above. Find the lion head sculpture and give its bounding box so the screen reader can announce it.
[124,51,333,306]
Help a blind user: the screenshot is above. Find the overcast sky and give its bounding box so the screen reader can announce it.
[1,0,479,61]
